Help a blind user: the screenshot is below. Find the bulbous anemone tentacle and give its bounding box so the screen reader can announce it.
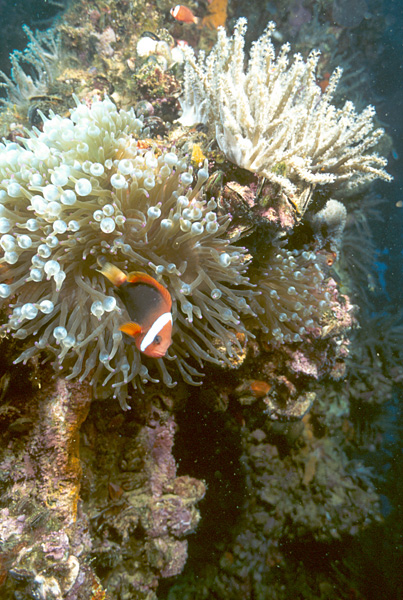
[0,97,256,409]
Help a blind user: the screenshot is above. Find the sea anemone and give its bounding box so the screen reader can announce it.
[250,247,328,343]
[0,96,256,408]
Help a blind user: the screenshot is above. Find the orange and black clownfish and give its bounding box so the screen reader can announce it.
[99,262,173,358]
[170,5,200,24]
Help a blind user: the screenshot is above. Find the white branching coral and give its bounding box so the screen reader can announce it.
[0,26,61,111]
[179,18,392,197]
[0,96,259,408]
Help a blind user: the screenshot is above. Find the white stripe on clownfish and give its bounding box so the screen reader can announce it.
[140,312,173,353]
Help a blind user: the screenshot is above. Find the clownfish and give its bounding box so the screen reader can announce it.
[170,5,199,24]
[99,262,173,358]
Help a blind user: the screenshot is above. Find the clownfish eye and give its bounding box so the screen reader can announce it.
[153,334,162,345]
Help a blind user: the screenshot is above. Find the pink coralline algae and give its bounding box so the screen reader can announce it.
[289,350,319,378]
[94,26,116,57]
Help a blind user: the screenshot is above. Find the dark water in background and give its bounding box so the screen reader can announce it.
[0,0,62,67]
[0,0,402,598]
[372,0,403,311]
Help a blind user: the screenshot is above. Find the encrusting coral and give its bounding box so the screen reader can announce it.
[179,18,391,205]
[0,372,105,598]
[164,414,382,600]
[0,361,205,599]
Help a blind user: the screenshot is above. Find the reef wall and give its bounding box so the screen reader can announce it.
[0,1,401,599]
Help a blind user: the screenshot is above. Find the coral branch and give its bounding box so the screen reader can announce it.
[179,18,392,206]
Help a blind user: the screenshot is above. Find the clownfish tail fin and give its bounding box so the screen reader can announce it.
[97,258,127,287]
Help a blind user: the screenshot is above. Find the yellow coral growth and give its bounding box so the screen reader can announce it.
[201,0,228,29]
[190,143,206,167]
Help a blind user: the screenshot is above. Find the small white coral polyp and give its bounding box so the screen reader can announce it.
[0,97,255,408]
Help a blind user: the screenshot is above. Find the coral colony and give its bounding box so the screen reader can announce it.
[0,11,398,599]
[179,19,391,199]
[0,20,390,410]
[0,26,61,112]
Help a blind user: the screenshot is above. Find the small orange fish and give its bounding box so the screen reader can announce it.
[191,143,206,167]
[249,380,271,398]
[170,5,199,24]
[317,72,331,93]
[99,262,173,358]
